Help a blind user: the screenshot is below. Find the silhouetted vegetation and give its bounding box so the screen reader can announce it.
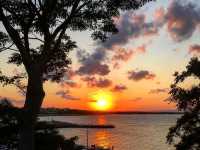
[0,1,153,149]
[0,99,85,150]
[167,57,200,150]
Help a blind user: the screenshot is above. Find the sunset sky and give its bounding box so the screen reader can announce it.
[0,0,200,111]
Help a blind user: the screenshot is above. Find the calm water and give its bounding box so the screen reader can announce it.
[41,114,180,150]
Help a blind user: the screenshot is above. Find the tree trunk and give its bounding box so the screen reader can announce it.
[19,65,45,150]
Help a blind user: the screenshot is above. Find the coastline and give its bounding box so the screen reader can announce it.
[39,111,183,116]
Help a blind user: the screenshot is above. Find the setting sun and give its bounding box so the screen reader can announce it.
[89,91,114,111]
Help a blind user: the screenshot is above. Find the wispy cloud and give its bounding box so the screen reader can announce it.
[112,84,127,92]
[56,90,80,101]
[149,88,169,94]
[189,44,200,54]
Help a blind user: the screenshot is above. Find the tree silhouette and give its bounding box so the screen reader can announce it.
[0,98,85,150]
[0,98,20,149]
[167,57,200,150]
[0,0,153,149]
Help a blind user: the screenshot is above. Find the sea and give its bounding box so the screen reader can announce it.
[41,114,180,150]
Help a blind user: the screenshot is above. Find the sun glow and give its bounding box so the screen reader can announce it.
[89,90,114,111]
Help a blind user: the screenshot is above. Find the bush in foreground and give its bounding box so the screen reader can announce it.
[0,98,84,150]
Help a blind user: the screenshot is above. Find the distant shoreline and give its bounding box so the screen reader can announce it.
[40,111,183,116]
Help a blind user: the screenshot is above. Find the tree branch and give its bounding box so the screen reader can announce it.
[0,6,32,69]
[0,42,18,52]
[40,0,82,68]
[28,37,44,43]
[27,0,41,19]
[52,0,82,39]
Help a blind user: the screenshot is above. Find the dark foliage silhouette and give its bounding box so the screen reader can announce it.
[167,57,200,150]
[0,0,153,149]
[0,98,85,150]
[0,98,20,149]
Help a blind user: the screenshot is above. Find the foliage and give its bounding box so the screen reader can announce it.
[167,57,200,150]
[0,98,20,149]
[0,99,85,150]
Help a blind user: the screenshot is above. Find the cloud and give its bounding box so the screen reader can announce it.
[149,88,169,94]
[112,48,134,62]
[65,69,76,80]
[154,7,166,26]
[112,44,147,69]
[128,70,156,81]
[135,44,147,53]
[82,76,112,88]
[56,90,80,100]
[60,80,80,88]
[77,63,110,76]
[76,49,110,76]
[112,84,127,92]
[99,12,159,50]
[112,47,135,69]
[75,1,200,79]
[189,44,200,54]
[166,1,200,42]
[59,69,81,88]
[95,1,200,54]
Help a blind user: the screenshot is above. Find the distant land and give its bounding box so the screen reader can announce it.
[40,108,182,116]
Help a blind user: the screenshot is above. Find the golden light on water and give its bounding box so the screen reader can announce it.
[89,90,114,111]
[95,130,111,149]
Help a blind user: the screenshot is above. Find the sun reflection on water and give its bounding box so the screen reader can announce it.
[89,115,112,149]
[97,115,106,125]
[94,130,111,149]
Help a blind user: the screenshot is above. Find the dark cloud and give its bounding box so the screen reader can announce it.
[82,76,112,88]
[112,48,134,62]
[112,84,127,92]
[76,49,110,76]
[152,1,200,42]
[128,70,156,81]
[100,12,159,49]
[56,90,80,100]
[75,1,200,78]
[77,48,106,63]
[166,1,200,42]
[112,44,147,69]
[189,44,200,54]
[95,0,200,53]
[77,63,110,76]
[149,88,169,94]
[112,47,134,69]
